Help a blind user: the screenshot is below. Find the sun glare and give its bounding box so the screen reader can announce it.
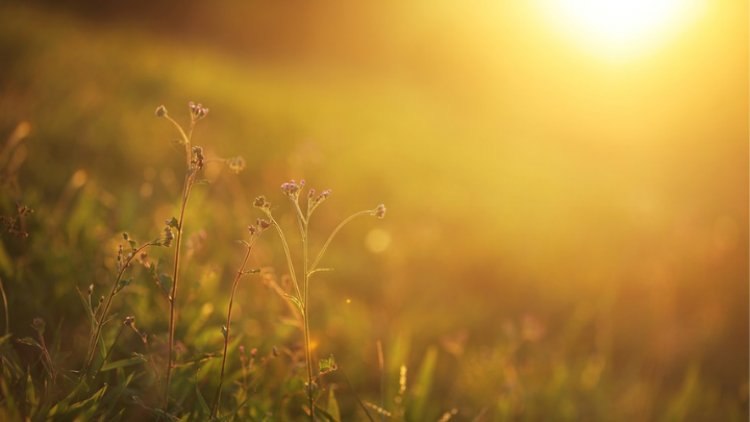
[545,0,703,57]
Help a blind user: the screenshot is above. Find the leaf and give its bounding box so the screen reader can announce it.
[284,293,304,315]
[68,384,108,412]
[411,346,438,420]
[25,372,37,410]
[195,383,210,417]
[326,388,341,422]
[100,353,146,372]
[0,333,13,346]
[319,354,337,374]
[115,278,132,293]
[16,337,41,349]
[314,405,340,422]
[75,286,95,325]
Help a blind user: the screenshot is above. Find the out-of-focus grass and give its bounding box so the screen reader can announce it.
[0,1,747,420]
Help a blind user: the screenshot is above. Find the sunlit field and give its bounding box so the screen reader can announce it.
[0,1,747,420]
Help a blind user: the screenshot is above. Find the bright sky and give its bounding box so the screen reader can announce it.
[542,0,706,58]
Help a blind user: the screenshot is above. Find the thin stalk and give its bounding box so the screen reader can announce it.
[301,219,314,421]
[0,277,8,335]
[164,172,194,409]
[84,242,155,373]
[267,214,302,301]
[211,240,256,418]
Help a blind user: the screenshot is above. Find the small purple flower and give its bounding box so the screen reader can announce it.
[281,179,305,200]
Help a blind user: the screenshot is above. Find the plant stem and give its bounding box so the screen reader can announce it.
[0,277,8,335]
[84,242,154,373]
[302,219,314,421]
[211,241,255,418]
[267,214,302,301]
[309,210,371,273]
[164,172,194,410]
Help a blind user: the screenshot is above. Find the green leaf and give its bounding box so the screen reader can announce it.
[116,278,132,293]
[326,388,341,422]
[319,354,337,374]
[100,353,146,372]
[195,383,210,417]
[75,286,95,326]
[68,384,108,412]
[410,346,438,420]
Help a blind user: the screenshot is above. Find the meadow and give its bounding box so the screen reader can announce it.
[0,1,747,420]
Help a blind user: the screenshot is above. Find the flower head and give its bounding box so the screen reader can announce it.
[155,105,168,117]
[253,196,270,210]
[188,101,209,121]
[226,156,246,174]
[373,204,386,219]
[281,179,305,201]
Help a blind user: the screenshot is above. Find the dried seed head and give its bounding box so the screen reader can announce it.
[191,146,205,170]
[162,225,174,247]
[124,316,135,326]
[253,196,270,209]
[226,156,246,174]
[256,218,271,231]
[155,105,167,117]
[373,203,386,219]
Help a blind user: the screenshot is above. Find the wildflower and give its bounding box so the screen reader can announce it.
[188,101,209,120]
[280,179,305,201]
[155,105,168,117]
[226,156,246,174]
[373,203,386,219]
[253,196,270,209]
[257,218,271,231]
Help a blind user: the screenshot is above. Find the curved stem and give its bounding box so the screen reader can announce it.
[211,240,256,418]
[309,210,371,273]
[267,214,302,302]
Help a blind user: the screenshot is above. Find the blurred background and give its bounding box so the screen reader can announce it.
[0,0,747,419]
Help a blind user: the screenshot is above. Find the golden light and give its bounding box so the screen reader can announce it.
[544,0,704,57]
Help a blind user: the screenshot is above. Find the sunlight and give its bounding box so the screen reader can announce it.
[545,0,703,56]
